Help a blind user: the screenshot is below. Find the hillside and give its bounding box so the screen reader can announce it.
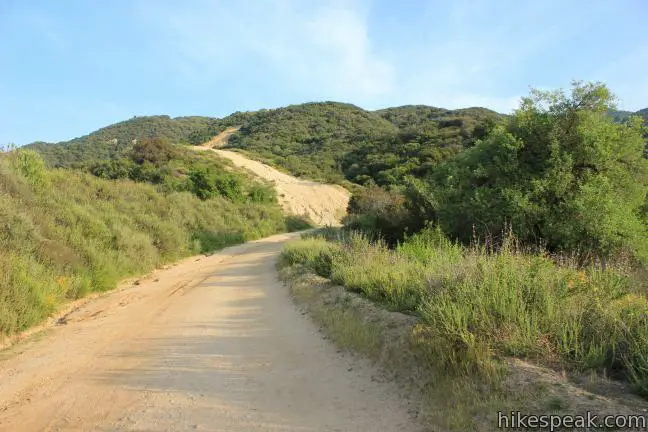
[0,148,298,336]
[218,102,505,185]
[27,101,506,186]
[26,115,216,169]
[375,105,501,131]
[223,102,400,182]
[25,101,645,188]
[348,105,504,185]
[195,145,351,226]
[609,107,648,122]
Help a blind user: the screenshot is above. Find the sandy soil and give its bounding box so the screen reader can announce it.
[0,233,420,431]
[194,129,350,226]
[214,150,350,227]
[204,126,241,148]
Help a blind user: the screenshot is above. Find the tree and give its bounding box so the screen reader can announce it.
[344,185,413,245]
[130,136,178,167]
[413,82,648,263]
[8,149,50,189]
[188,168,244,202]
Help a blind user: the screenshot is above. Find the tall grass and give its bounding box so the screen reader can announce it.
[0,150,299,336]
[281,228,648,396]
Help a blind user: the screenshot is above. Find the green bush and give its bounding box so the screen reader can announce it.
[0,152,291,336]
[280,237,342,278]
[188,168,244,201]
[247,183,277,204]
[90,159,134,180]
[408,82,648,264]
[344,186,414,245]
[280,230,648,396]
[7,149,50,189]
[130,136,179,166]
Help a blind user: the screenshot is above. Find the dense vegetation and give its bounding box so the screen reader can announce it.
[26,115,215,169]
[281,83,648,419]
[0,148,302,336]
[349,83,648,265]
[225,102,400,182]
[222,102,505,185]
[88,136,278,204]
[283,229,648,392]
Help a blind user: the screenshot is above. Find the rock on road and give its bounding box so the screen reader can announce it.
[0,233,419,431]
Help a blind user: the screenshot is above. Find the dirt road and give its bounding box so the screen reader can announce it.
[0,233,419,431]
[203,127,241,148]
[194,132,350,226]
[213,149,350,226]
[212,149,350,227]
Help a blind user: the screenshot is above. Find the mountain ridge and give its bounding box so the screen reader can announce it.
[24,102,647,183]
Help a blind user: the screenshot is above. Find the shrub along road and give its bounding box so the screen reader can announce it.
[0,233,420,431]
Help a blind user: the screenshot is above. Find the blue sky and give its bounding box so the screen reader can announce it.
[1,0,647,145]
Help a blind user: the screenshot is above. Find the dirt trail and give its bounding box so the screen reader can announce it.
[0,233,419,431]
[203,126,241,148]
[196,129,350,226]
[215,150,350,226]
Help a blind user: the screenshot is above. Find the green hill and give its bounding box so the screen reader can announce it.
[608,108,635,122]
[609,107,648,122]
[0,148,302,336]
[26,115,216,169]
[219,102,505,185]
[223,102,400,182]
[24,102,507,185]
[375,105,501,130]
[29,101,643,190]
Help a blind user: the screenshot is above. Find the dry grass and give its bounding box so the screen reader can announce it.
[280,230,648,430]
[0,149,298,337]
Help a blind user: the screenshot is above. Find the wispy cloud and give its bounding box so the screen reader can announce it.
[3,0,646,144]
[135,0,646,114]
[138,0,394,101]
[137,0,576,113]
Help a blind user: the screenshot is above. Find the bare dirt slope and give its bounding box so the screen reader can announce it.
[214,149,350,226]
[195,131,350,226]
[203,126,241,148]
[0,233,420,432]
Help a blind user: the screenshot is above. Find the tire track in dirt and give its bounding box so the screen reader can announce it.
[0,234,420,431]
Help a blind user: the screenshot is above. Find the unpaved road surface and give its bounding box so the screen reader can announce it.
[203,127,241,148]
[212,149,350,226]
[0,233,419,431]
[194,133,350,226]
